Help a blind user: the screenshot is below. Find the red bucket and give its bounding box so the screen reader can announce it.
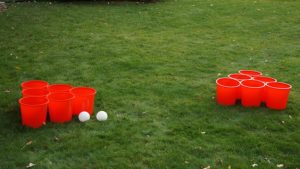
[228,74,252,99]
[19,97,48,128]
[239,70,262,77]
[253,76,277,102]
[48,93,74,123]
[265,82,292,110]
[22,88,49,99]
[70,87,96,115]
[48,84,73,93]
[216,78,240,106]
[241,80,265,107]
[21,80,49,90]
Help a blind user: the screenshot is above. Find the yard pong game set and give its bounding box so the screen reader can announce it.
[216,70,292,110]
[19,70,292,129]
[19,80,96,128]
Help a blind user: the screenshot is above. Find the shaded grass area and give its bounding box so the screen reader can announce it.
[0,0,300,168]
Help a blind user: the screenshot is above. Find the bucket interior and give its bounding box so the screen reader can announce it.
[229,74,252,80]
[239,70,262,76]
[22,88,49,96]
[20,97,48,106]
[217,78,240,87]
[254,76,276,83]
[49,84,72,92]
[242,80,264,88]
[267,82,291,89]
[48,93,74,101]
[22,80,48,89]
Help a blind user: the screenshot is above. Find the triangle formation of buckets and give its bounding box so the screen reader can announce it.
[19,80,96,128]
[216,70,292,110]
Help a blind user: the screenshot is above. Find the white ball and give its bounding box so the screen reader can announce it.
[96,111,108,121]
[78,111,90,122]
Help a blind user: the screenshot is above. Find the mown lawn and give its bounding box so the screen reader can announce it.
[0,0,300,168]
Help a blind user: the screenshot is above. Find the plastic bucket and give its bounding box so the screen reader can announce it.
[239,70,262,77]
[21,80,49,90]
[228,74,252,99]
[70,87,96,115]
[253,76,277,102]
[216,78,240,106]
[22,88,49,99]
[265,82,292,110]
[48,84,73,93]
[19,97,48,128]
[48,93,74,123]
[241,80,265,107]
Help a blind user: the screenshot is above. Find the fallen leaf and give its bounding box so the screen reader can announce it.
[203,166,210,169]
[252,163,258,167]
[26,141,32,145]
[4,90,11,93]
[21,140,32,149]
[277,164,284,168]
[54,137,59,141]
[26,162,35,168]
[264,157,271,164]
[194,146,202,150]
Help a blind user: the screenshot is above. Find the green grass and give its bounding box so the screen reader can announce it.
[0,0,300,168]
